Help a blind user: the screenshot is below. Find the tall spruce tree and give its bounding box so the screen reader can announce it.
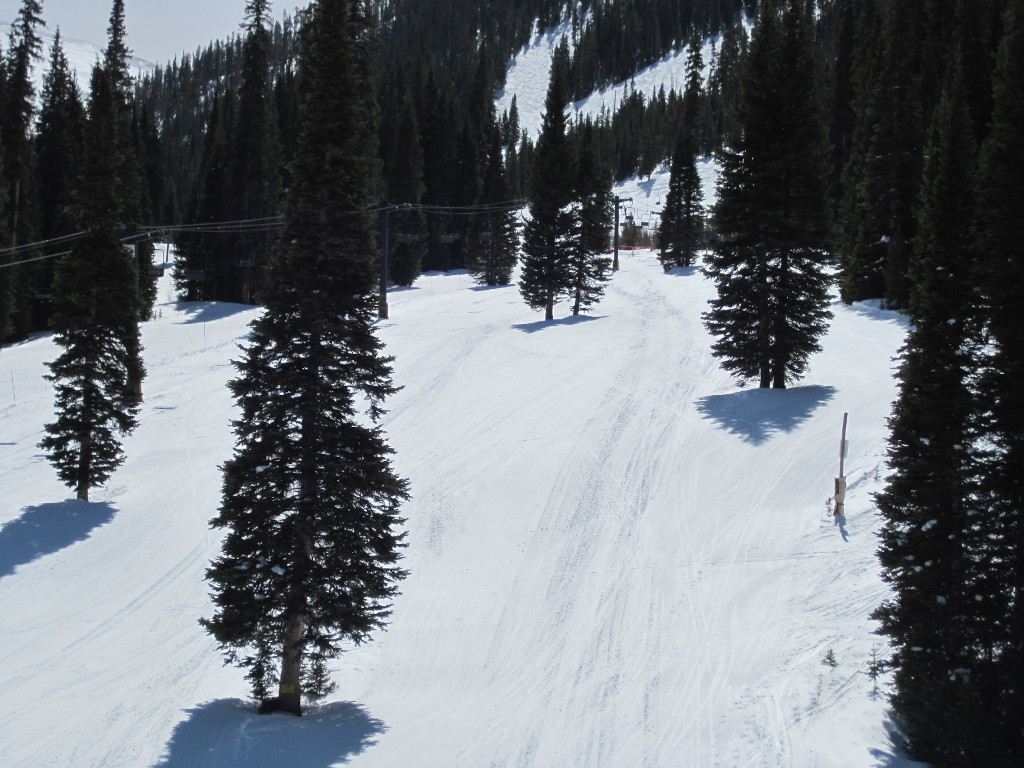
[839,0,924,308]
[1,0,45,340]
[872,51,990,766]
[382,81,426,287]
[0,122,12,342]
[3,0,44,247]
[102,0,158,321]
[202,0,408,717]
[659,37,705,271]
[567,118,612,315]
[520,38,576,320]
[229,0,281,304]
[467,124,518,286]
[35,30,85,238]
[39,65,144,502]
[973,2,1024,760]
[702,0,832,389]
[34,30,86,326]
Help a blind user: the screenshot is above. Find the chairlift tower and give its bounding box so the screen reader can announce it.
[612,195,632,271]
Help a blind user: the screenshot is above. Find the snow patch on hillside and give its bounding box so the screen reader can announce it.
[0,23,156,95]
[496,23,716,141]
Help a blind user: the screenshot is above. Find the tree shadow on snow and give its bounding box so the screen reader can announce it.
[0,500,116,578]
[174,300,255,325]
[154,699,386,768]
[663,265,700,278]
[512,314,605,333]
[868,714,930,767]
[696,385,837,445]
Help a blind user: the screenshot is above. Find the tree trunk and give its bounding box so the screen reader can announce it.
[772,366,787,389]
[275,610,306,716]
[545,293,554,321]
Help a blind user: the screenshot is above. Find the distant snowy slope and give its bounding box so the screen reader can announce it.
[496,21,721,225]
[496,22,715,140]
[0,23,155,95]
[0,249,921,767]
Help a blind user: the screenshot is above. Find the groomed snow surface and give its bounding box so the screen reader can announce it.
[1,248,927,767]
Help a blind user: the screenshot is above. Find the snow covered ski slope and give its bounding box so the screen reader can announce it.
[0,250,923,767]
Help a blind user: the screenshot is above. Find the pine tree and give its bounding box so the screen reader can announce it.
[468,125,518,286]
[1,0,46,340]
[873,50,990,766]
[36,30,85,238]
[659,36,705,271]
[34,30,86,325]
[0,116,12,342]
[383,81,426,287]
[702,0,832,389]
[839,0,924,308]
[173,93,231,301]
[229,0,281,304]
[567,118,612,315]
[102,0,158,321]
[520,39,576,321]
[2,0,44,246]
[973,3,1024,760]
[202,0,408,717]
[39,65,144,502]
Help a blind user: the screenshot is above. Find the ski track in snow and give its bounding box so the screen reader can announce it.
[0,250,921,767]
[0,246,921,768]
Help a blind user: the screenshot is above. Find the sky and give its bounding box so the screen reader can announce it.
[0,0,252,65]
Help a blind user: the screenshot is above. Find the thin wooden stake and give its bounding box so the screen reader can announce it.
[839,411,849,478]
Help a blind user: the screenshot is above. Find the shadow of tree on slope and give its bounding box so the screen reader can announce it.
[0,501,116,578]
[174,300,255,325]
[512,314,604,333]
[697,385,837,445]
[154,699,386,768]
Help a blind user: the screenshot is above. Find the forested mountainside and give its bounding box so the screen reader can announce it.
[2,0,1010,337]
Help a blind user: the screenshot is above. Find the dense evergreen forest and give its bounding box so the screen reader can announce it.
[1,0,1022,764]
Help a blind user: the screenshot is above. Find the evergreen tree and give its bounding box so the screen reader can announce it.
[3,0,44,246]
[972,3,1024,760]
[873,49,989,766]
[102,0,158,321]
[202,0,407,717]
[0,51,13,341]
[36,31,85,238]
[567,118,612,315]
[520,39,575,320]
[659,36,705,271]
[103,0,132,98]
[839,0,924,308]
[1,0,45,340]
[34,31,86,326]
[229,0,281,304]
[38,65,144,502]
[383,81,426,287]
[702,0,832,389]
[173,93,231,301]
[467,125,518,286]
